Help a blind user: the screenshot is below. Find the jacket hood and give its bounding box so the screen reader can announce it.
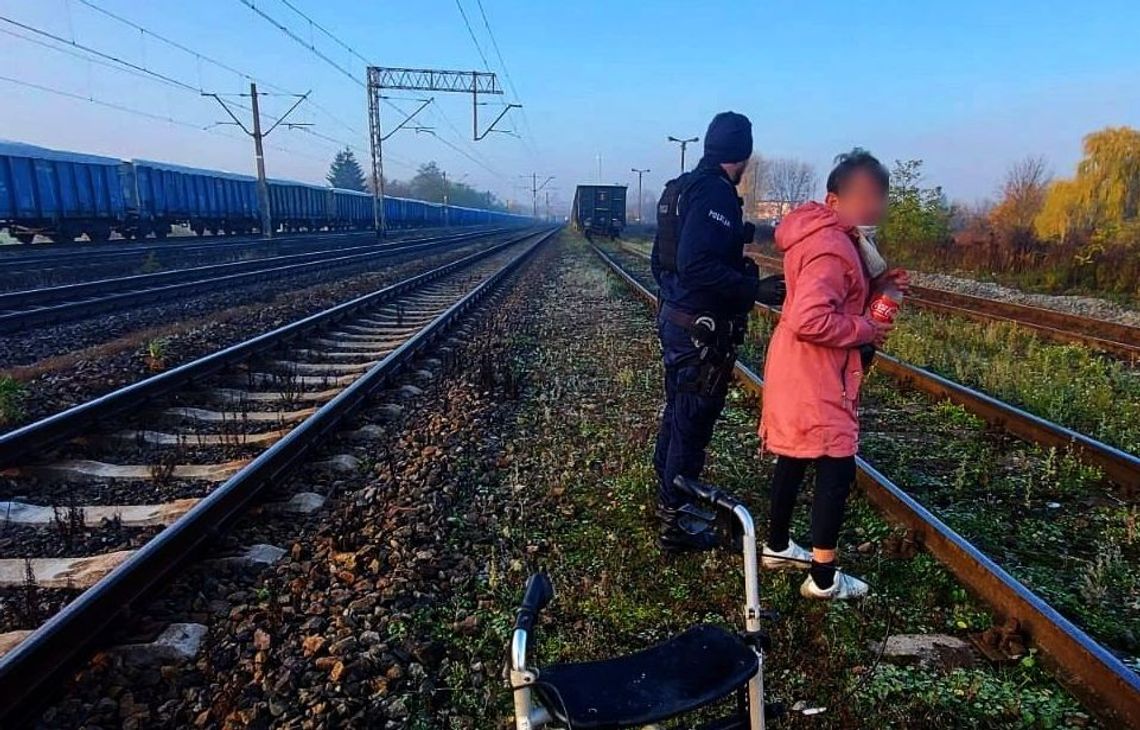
[774,201,847,253]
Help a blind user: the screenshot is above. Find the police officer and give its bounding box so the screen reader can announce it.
[651,111,786,552]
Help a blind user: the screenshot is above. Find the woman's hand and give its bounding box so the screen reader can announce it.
[875,267,911,296]
[870,318,894,347]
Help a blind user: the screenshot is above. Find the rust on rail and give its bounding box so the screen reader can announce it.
[592,244,1140,728]
[749,250,1140,360]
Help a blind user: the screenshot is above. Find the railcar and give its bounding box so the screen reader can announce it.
[572,184,626,239]
[0,140,530,243]
[330,187,373,230]
[129,160,258,238]
[0,140,126,243]
[267,179,329,232]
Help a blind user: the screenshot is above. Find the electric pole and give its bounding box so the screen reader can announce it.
[668,135,699,173]
[367,67,520,236]
[249,88,270,237]
[630,168,650,223]
[204,83,310,238]
[521,173,554,219]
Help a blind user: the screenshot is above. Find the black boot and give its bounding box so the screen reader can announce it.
[657,502,720,553]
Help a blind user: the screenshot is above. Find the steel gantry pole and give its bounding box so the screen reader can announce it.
[631,168,650,223]
[668,135,699,173]
[366,67,519,235]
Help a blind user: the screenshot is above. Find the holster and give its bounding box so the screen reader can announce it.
[662,304,742,397]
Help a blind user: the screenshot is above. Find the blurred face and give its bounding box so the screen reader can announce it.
[722,161,748,184]
[825,168,888,227]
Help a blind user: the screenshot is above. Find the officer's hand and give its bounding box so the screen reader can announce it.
[740,222,756,244]
[756,274,786,306]
[754,223,776,246]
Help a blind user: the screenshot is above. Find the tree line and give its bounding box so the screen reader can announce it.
[737,126,1139,300]
[878,126,1140,300]
[326,148,509,212]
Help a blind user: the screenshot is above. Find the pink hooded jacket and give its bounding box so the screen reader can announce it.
[759,202,875,458]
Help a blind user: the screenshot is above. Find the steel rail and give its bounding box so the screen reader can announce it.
[0,228,500,309]
[746,250,1140,360]
[0,228,511,334]
[616,244,1140,487]
[592,244,1140,727]
[0,229,375,270]
[905,292,1140,360]
[0,227,558,725]
[0,228,542,464]
[0,226,498,279]
[0,226,477,268]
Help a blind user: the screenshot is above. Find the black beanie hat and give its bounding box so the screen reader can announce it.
[703,111,753,164]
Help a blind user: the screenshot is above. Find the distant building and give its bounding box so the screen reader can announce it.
[751,200,793,222]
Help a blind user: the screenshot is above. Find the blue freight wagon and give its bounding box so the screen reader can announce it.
[0,140,126,243]
[129,160,259,238]
[268,179,330,232]
[1,139,531,243]
[331,188,373,230]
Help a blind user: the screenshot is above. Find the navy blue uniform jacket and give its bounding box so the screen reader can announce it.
[653,160,759,317]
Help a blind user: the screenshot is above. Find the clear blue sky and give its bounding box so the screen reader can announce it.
[2,0,1138,214]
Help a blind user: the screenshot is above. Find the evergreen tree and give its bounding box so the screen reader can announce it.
[326,148,367,191]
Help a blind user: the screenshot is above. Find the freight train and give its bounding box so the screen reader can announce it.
[572,184,627,239]
[0,140,527,243]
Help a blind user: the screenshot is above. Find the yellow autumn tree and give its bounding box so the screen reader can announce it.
[1035,126,1140,243]
[1035,179,1085,242]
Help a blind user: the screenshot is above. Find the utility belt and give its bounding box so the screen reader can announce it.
[660,303,746,396]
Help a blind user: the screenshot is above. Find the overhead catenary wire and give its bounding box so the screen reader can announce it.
[0,73,332,165]
[235,0,363,88]
[276,0,372,68]
[237,0,493,178]
[0,14,200,93]
[75,0,362,139]
[453,0,491,71]
[472,0,537,154]
[5,7,369,165]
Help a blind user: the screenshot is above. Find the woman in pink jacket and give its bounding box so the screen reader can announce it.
[757,150,907,600]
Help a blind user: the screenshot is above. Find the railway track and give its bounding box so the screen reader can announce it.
[0,226,557,723]
[592,244,1140,727]
[744,250,1140,360]
[0,228,455,289]
[0,228,515,334]
[616,243,1140,488]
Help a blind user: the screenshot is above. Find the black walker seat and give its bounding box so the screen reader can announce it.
[534,624,758,728]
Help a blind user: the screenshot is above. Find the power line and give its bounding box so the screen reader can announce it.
[0,73,334,166]
[0,74,201,127]
[235,0,363,87]
[81,0,362,138]
[0,14,200,93]
[473,0,516,99]
[276,0,372,68]
[0,26,196,96]
[453,0,491,71]
[472,0,538,156]
[236,1,506,184]
[76,0,271,90]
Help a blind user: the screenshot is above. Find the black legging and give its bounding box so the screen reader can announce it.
[767,455,856,551]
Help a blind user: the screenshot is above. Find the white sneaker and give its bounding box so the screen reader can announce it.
[761,540,812,571]
[800,571,870,601]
